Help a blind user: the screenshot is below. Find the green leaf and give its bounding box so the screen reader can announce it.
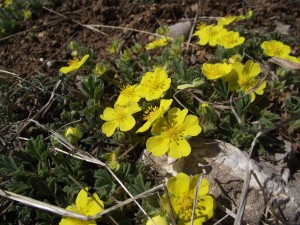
[25,135,49,161]
[128,174,151,196]
[94,169,116,197]
[81,75,104,101]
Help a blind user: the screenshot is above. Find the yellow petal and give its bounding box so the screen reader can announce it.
[102,121,119,137]
[136,121,152,133]
[146,215,168,225]
[151,117,167,135]
[76,189,89,210]
[119,115,136,131]
[189,177,209,196]
[146,136,170,156]
[168,139,191,158]
[124,101,141,114]
[59,66,75,74]
[167,108,188,126]
[167,173,191,197]
[100,107,115,121]
[180,115,202,136]
[83,193,104,216]
[243,60,261,79]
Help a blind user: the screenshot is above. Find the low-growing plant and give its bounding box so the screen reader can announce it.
[1,7,300,225]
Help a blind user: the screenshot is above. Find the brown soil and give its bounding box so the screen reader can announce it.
[1,0,299,78]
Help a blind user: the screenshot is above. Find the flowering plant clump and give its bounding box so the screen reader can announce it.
[193,24,227,46]
[59,54,89,74]
[217,16,237,26]
[137,99,173,133]
[59,188,104,225]
[135,67,171,101]
[3,6,300,225]
[145,37,171,50]
[115,84,141,106]
[260,40,291,58]
[202,62,233,80]
[146,107,202,158]
[161,173,215,225]
[100,102,141,137]
[223,60,266,100]
[217,30,245,49]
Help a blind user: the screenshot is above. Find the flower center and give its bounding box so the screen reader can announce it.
[176,194,204,221]
[211,65,228,77]
[208,28,218,38]
[68,58,80,66]
[115,108,129,123]
[273,46,285,57]
[149,79,166,91]
[143,106,159,121]
[121,85,135,97]
[163,126,181,142]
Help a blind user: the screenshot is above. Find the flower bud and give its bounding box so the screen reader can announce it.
[64,126,83,143]
[146,215,168,225]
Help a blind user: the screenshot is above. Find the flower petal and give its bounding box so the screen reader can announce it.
[168,139,191,158]
[59,66,74,74]
[100,107,116,121]
[167,173,191,197]
[167,108,188,126]
[84,193,104,216]
[180,115,202,137]
[243,60,261,79]
[102,121,119,137]
[151,117,167,135]
[119,115,136,131]
[146,136,169,156]
[76,189,90,211]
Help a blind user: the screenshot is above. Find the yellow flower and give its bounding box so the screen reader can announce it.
[145,37,171,50]
[161,173,215,225]
[115,84,141,106]
[217,31,245,49]
[229,60,266,102]
[146,215,168,225]
[193,24,227,47]
[64,126,83,143]
[94,63,107,76]
[23,9,31,20]
[100,102,141,137]
[102,152,120,171]
[223,54,243,64]
[245,10,253,19]
[59,55,89,74]
[282,55,300,64]
[5,0,12,6]
[146,107,201,158]
[137,99,173,133]
[261,40,291,58]
[202,62,233,80]
[217,16,237,26]
[135,67,171,101]
[59,188,104,225]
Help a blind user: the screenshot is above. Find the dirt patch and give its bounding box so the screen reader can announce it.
[1,0,299,78]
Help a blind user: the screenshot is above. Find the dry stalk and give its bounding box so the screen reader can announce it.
[9,80,61,142]
[87,24,160,38]
[42,6,107,36]
[28,119,156,225]
[233,131,262,225]
[190,173,203,225]
[185,0,201,52]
